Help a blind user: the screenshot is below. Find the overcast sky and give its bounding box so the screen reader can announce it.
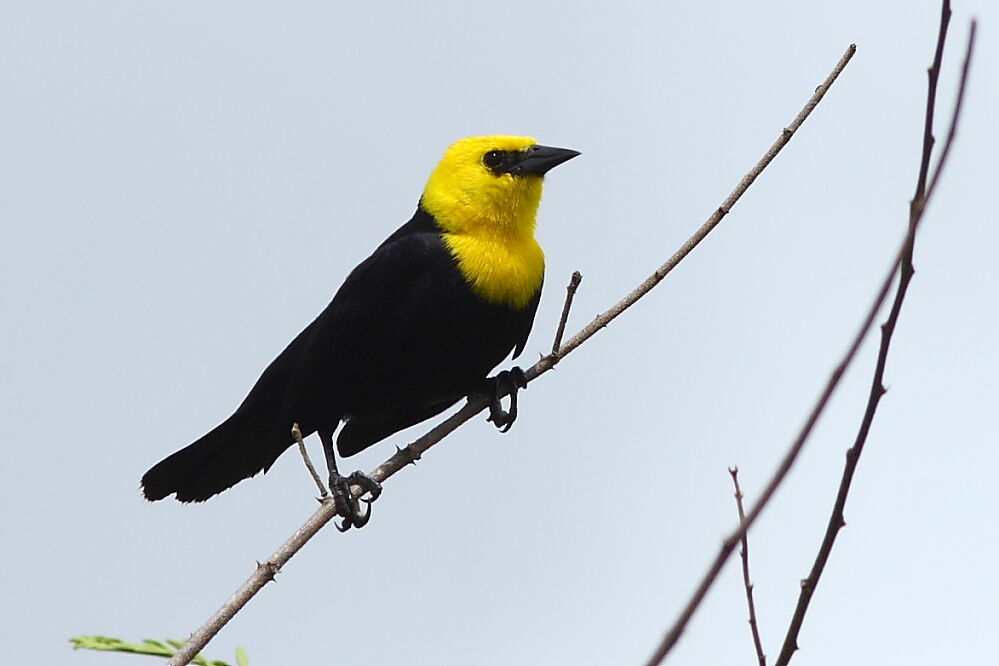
[3,2,997,665]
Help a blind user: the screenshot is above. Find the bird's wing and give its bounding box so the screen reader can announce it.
[266,229,468,429]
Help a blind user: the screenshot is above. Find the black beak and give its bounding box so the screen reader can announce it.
[515,145,581,176]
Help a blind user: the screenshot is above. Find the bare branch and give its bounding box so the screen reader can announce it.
[163,44,858,666]
[551,271,583,356]
[729,467,766,666]
[773,11,975,665]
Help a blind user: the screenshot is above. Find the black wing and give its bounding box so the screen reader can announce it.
[257,208,539,450]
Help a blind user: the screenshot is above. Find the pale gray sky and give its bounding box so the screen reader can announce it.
[3,2,997,665]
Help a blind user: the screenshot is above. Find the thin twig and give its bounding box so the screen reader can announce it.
[292,423,328,499]
[551,271,583,356]
[163,44,857,666]
[729,467,766,666]
[773,12,975,666]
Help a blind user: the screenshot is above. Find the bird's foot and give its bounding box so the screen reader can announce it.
[485,367,528,432]
[330,471,383,532]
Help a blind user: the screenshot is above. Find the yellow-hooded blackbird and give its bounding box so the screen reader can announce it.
[141,135,579,529]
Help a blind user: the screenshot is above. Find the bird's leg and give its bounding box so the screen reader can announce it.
[484,366,528,432]
[318,430,382,532]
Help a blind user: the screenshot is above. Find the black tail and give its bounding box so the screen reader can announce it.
[141,411,291,502]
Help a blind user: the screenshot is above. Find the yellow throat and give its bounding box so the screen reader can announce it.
[421,135,547,309]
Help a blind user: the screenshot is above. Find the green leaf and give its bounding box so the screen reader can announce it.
[69,634,246,666]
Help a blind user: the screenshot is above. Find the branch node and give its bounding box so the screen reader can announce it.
[256,560,281,582]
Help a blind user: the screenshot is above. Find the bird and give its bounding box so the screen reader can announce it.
[141,135,579,530]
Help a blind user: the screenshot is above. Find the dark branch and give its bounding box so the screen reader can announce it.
[773,9,975,665]
[730,467,767,666]
[728,467,767,666]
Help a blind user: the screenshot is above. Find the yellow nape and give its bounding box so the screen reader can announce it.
[422,136,546,309]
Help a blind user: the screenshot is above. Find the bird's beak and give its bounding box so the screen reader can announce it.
[516,145,581,176]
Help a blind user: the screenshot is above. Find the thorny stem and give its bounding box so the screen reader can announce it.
[163,44,858,666]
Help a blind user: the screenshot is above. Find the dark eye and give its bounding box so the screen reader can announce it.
[483,150,504,169]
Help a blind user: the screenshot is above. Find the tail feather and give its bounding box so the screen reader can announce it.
[141,411,290,502]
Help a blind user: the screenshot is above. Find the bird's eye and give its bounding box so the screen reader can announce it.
[483,150,505,170]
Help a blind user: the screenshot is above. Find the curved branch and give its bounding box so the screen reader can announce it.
[163,43,858,666]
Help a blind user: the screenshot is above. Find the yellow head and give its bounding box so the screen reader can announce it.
[421,136,579,239]
[420,135,579,309]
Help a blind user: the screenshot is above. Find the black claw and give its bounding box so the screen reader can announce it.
[352,503,372,528]
[485,367,528,432]
[348,471,383,505]
[329,471,381,532]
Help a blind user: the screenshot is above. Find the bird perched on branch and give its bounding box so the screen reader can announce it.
[141,135,579,530]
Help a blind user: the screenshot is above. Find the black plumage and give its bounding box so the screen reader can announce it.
[141,206,540,503]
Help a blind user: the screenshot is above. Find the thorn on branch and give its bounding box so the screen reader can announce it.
[395,444,421,466]
[256,561,281,582]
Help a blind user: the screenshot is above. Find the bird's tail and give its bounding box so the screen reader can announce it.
[141,410,288,502]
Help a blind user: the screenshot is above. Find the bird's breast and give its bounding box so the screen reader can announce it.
[441,232,544,309]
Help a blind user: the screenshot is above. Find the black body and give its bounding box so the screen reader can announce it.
[141,206,541,502]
